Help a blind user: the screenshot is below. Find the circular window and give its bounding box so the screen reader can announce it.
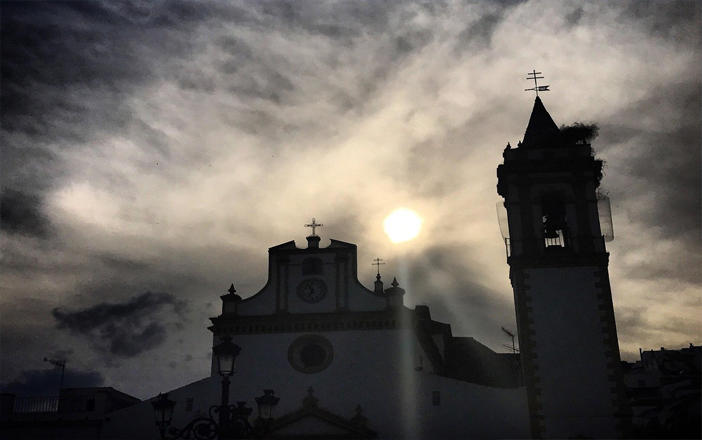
[288,335,333,374]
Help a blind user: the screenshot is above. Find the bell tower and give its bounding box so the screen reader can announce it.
[497,96,627,438]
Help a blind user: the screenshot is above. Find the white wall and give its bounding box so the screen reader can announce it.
[102,328,529,439]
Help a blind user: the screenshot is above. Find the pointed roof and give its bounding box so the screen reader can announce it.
[522,96,560,148]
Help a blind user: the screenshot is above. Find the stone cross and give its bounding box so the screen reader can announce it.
[305,218,323,236]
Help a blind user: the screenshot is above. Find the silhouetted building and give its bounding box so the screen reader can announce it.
[102,236,527,439]
[0,387,139,439]
[623,344,701,438]
[497,96,628,438]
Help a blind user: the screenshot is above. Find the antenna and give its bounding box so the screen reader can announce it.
[372,257,385,276]
[501,327,518,354]
[501,327,523,385]
[44,357,67,390]
[524,69,550,96]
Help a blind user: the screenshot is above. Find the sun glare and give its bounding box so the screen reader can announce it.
[384,208,423,243]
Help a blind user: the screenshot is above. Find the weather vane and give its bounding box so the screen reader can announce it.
[524,69,550,96]
[372,257,385,276]
[305,218,323,236]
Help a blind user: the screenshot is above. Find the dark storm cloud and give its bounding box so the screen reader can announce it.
[259,0,393,38]
[1,368,104,396]
[1,1,148,134]
[621,0,701,43]
[0,189,51,237]
[52,292,186,357]
[0,0,211,193]
[407,245,515,341]
[599,80,701,284]
[564,7,584,26]
[455,0,524,50]
[457,12,502,50]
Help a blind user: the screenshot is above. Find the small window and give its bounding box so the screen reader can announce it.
[185,397,194,412]
[432,391,440,406]
[302,258,323,275]
[86,398,95,411]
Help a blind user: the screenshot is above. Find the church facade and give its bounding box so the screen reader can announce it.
[103,234,528,439]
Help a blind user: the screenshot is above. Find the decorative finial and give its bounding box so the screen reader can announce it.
[524,69,550,97]
[391,277,399,288]
[372,257,385,277]
[304,218,323,237]
[303,386,318,408]
[228,283,236,295]
[351,404,368,426]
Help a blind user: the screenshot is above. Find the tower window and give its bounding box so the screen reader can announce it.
[542,195,568,248]
[302,258,323,275]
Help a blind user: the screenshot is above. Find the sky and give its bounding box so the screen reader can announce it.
[1,0,700,400]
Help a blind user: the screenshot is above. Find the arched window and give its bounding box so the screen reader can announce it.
[302,257,323,275]
[542,193,568,248]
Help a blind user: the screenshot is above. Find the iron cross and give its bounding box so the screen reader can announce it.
[524,69,550,96]
[305,218,323,236]
[372,257,386,276]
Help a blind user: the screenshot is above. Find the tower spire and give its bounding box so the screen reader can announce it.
[522,96,560,148]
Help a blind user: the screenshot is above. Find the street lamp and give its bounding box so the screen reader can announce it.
[152,336,267,439]
[253,389,279,437]
[213,336,242,432]
[255,390,279,421]
[151,393,175,439]
[213,335,241,377]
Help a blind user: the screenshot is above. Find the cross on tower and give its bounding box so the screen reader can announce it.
[372,257,386,276]
[524,69,550,96]
[304,218,323,236]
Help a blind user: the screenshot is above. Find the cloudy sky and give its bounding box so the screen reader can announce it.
[1,0,700,400]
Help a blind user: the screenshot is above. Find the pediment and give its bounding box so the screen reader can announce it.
[265,388,376,439]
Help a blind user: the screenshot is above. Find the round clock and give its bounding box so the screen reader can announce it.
[296,278,327,303]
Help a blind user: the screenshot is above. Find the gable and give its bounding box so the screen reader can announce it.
[273,415,353,436]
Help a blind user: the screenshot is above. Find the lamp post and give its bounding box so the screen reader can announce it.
[151,393,176,439]
[152,336,279,439]
[213,336,241,431]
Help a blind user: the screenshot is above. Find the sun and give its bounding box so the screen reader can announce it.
[383,208,423,243]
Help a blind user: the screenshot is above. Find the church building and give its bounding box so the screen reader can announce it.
[99,94,625,439]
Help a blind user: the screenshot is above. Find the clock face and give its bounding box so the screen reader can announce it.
[296,279,327,303]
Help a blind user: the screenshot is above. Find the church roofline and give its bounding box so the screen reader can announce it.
[268,238,357,253]
[268,240,297,250]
